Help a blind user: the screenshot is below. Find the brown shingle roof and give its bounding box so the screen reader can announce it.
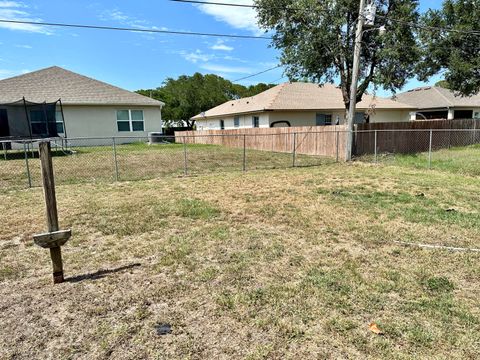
[0,66,164,106]
[396,86,480,109]
[192,82,413,119]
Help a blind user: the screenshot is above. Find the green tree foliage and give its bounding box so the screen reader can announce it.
[418,0,480,96]
[435,80,450,89]
[137,73,275,127]
[254,0,421,110]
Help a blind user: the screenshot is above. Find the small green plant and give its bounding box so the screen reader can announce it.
[176,199,220,220]
[423,276,454,293]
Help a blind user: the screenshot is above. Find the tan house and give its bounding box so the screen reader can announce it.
[0,66,164,140]
[192,82,413,130]
[395,86,480,120]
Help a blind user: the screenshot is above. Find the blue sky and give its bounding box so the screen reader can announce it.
[0,0,443,96]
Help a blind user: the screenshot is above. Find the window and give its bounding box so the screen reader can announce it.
[220,119,225,130]
[234,116,240,128]
[30,110,47,135]
[354,112,365,124]
[252,116,260,128]
[55,111,64,134]
[116,110,144,132]
[315,113,332,126]
[30,110,64,136]
[474,111,480,119]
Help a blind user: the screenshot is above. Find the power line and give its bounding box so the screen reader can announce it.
[172,0,480,37]
[0,19,272,39]
[374,14,480,36]
[232,65,282,82]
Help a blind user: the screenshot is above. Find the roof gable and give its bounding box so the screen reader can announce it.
[396,86,480,109]
[0,66,164,106]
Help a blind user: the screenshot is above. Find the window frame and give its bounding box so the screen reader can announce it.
[252,116,260,128]
[30,110,48,136]
[116,109,145,132]
[55,111,65,134]
[234,116,240,128]
[316,113,332,126]
[220,119,225,130]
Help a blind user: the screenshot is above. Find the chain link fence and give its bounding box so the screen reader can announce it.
[1,129,478,191]
[0,133,338,191]
[353,129,480,176]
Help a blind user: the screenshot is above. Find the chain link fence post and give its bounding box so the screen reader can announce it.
[243,134,246,172]
[23,142,32,188]
[183,137,188,176]
[292,132,297,167]
[374,130,378,163]
[428,129,433,169]
[335,130,339,162]
[112,137,119,181]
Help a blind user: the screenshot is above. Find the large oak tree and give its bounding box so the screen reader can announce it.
[137,73,275,127]
[418,0,480,96]
[254,0,421,111]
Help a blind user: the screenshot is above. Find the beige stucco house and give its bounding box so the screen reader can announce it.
[192,82,413,130]
[395,86,480,120]
[0,66,164,140]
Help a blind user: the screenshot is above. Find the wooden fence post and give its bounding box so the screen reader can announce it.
[34,141,71,284]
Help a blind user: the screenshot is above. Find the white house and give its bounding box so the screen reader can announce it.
[192,82,414,130]
[395,86,480,120]
[0,66,164,140]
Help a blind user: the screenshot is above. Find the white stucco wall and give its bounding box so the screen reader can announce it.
[62,105,163,138]
[370,110,411,123]
[194,109,411,130]
[195,112,269,130]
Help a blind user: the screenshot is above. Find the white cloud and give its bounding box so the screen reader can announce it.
[0,1,25,7]
[0,68,29,79]
[200,63,253,74]
[0,1,51,34]
[197,0,261,34]
[180,49,215,64]
[100,9,169,32]
[210,39,234,51]
[15,44,32,48]
[100,9,146,28]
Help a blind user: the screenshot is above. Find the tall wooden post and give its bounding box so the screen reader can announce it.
[34,141,71,284]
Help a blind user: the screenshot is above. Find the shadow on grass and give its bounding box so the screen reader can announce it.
[65,263,141,283]
[0,150,72,161]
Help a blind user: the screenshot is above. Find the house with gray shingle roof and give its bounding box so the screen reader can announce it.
[192,82,414,130]
[396,86,480,120]
[0,66,164,139]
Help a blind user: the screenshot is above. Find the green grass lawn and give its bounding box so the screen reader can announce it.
[0,158,479,359]
[359,143,480,177]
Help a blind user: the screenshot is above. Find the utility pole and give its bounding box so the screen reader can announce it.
[346,0,373,161]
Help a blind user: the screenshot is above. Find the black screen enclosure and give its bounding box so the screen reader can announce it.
[0,98,66,140]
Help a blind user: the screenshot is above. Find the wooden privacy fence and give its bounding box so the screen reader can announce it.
[175,125,348,160]
[354,119,480,155]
